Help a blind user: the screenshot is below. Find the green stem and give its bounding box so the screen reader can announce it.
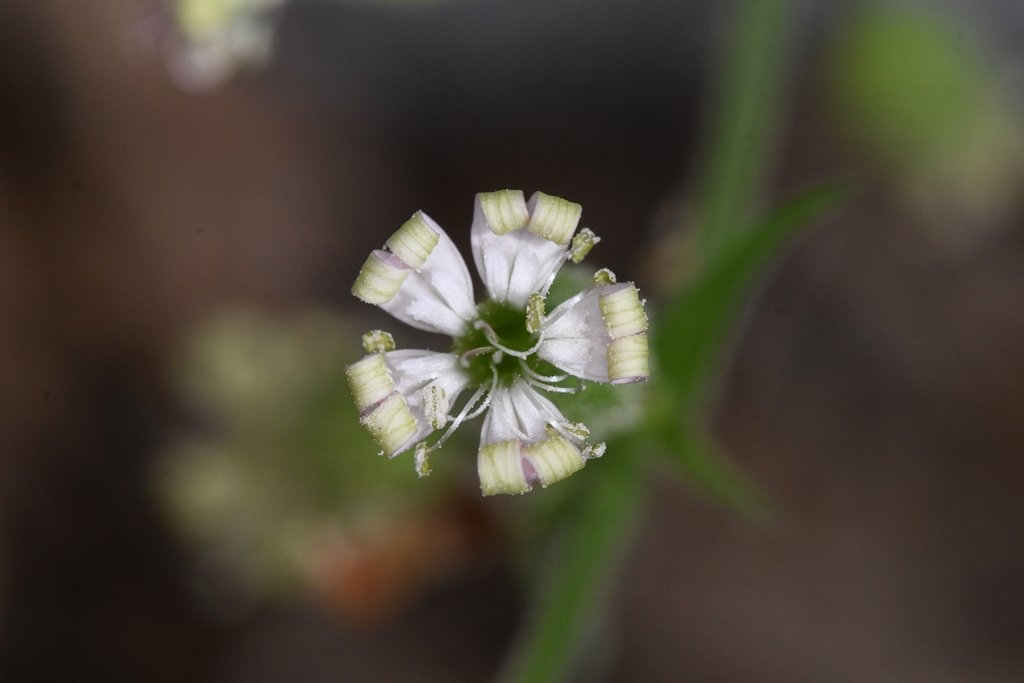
[696,0,793,262]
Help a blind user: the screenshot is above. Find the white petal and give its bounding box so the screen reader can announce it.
[538,282,650,384]
[385,349,470,435]
[476,379,585,495]
[384,349,470,415]
[480,379,553,445]
[348,350,470,457]
[355,212,476,337]
[471,191,580,309]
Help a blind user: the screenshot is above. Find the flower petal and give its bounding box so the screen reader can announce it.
[346,352,394,413]
[607,333,650,383]
[526,191,582,246]
[537,282,650,384]
[471,190,581,308]
[477,379,585,495]
[347,350,470,457]
[351,250,409,305]
[523,435,584,487]
[478,439,529,495]
[354,212,475,336]
[384,349,470,423]
[359,392,419,457]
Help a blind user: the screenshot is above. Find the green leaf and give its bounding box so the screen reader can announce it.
[659,420,767,520]
[656,181,849,408]
[496,443,646,683]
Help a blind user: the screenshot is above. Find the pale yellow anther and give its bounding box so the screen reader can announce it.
[523,436,585,487]
[478,439,529,495]
[559,421,591,440]
[607,334,650,384]
[592,268,617,285]
[526,192,582,246]
[583,442,607,459]
[362,330,395,354]
[360,392,418,456]
[414,442,432,478]
[599,286,648,339]
[386,212,439,269]
[352,252,409,305]
[568,228,600,263]
[423,384,449,430]
[346,353,394,412]
[526,292,546,334]
[477,190,529,235]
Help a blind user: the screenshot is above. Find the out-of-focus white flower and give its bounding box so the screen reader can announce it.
[347,191,649,496]
[151,0,287,90]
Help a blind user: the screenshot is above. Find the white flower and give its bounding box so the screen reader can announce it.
[347,190,649,495]
[156,0,287,90]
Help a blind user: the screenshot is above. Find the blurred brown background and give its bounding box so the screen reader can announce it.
[2,0,1023,681]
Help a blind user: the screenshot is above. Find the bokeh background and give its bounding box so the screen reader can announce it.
[2,0,1024,680]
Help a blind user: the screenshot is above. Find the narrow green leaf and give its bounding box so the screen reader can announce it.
[657,181,848,407]
[658,420,767,520]
[497,444,645,683]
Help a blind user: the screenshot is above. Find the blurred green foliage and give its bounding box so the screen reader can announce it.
[155,310,456,606]
[828,6,1024,229]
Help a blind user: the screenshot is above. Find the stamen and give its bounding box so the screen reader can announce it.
[526,377,579,394]
[518,358,569,384]
[462,367,499,422]
[459,346,496,367]
[414,442,432,477]
[423,384,449,429]
[568,228,601,263]
[525,293,545,334]
[559,421,591,440]
[362,329,395,354]
[428,366,498,453]
[545,421,583,443]
[592,268,617,285]
[474,319,544,359]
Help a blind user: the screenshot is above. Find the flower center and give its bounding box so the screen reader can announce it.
[453,300,542,386]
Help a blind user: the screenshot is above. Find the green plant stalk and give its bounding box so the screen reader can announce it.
[659,182,849,409]
[696,0,792,262]
[496,442,646,683]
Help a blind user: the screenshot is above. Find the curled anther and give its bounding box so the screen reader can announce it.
[592,268,617,285]
[362,329,395,353]
[568,228,601,263]
[414,442,432,477]
[526,293,546,334]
